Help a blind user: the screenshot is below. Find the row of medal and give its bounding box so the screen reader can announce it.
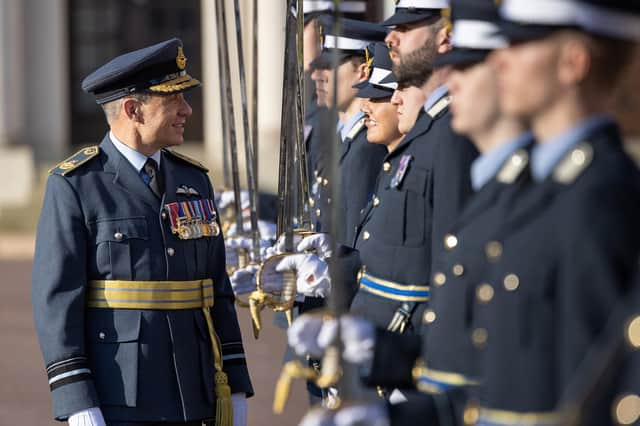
[165,199,220,239]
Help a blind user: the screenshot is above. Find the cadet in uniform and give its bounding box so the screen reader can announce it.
[32,39,253,426]
[464,1,640,423]
[348,0,478,335]
[362,1,535,424]
[308,16,388,244]
[302,1,368,189]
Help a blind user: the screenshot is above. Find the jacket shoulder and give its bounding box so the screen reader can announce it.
[163,149,209,172]
[49,146,100,176]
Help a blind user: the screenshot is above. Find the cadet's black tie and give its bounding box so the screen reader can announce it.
[143,158,164,199]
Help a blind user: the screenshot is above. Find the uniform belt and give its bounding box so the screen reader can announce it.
[87,279,214,309]
[412,360,479,394]
[358,271,430,302]
[473,407,559,426]
[86,279,233,425]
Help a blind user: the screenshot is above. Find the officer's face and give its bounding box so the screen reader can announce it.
[138,93,193,149]
[362,97,402,149]
[447,61,501,146]
[390,85,426,134]
[385,21,432,67]
[490,38,562,121]
[311,60,364,111]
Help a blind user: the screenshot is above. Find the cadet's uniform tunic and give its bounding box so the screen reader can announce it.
[468,118,640,424]
[311,111,387,245]
[349,88,478,332]
[32,135,253,422]
[363,136,533,426]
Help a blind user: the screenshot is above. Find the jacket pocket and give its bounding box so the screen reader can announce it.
[86,310,141,407]
[91,217,148,280]
[401,166,428,246]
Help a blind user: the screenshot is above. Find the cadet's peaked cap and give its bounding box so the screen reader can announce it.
[382,0,449,27]
[497,0,581,43]
[575,0,640,41]
[356,43,398,99]
[303,1,368,24]
[435,0,507,68]
[309,16,387,69]
[82,38,201,104]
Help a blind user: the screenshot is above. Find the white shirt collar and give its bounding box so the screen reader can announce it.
[109,131,162,173]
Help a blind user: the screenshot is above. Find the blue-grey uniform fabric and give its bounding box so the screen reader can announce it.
[370,138,535,426]
[32,135,253,422]
[348,92,478,332]
[565,273,640,426]
[311,114,386,245]
[471,120,640,416]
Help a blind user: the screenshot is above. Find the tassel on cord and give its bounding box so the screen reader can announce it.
[203,307,234,426]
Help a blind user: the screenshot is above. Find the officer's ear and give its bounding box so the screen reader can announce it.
[123,98,144,123]
[435,18,453,55]
[355,59,369,83]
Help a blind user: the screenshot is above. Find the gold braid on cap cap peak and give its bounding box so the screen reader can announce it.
[365,46,374,78]
[440,8,452,34]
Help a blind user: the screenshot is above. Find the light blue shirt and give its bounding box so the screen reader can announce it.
[109,131,162,173]
[471,132,534,191]
[338,110,366,143]
[423,84,449,113]
[530,114,613,182]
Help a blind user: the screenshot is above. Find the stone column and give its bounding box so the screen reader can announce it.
[0,0,25,147]
[24,0,70,164]
[0,0,34,209]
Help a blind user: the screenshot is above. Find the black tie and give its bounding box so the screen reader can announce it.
[143,158,164,199]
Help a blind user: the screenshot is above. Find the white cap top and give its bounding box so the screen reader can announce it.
[395,0,449,9]
[451,20,507,49]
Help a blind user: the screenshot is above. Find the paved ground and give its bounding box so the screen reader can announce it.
[0,254,309,425]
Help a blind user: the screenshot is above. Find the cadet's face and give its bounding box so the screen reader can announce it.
[390,85,427,134]
[447,61,501,136]
[311,61,362,110]
[385,22,431,67]
[303,21,321,72]
[362,97,402,147]
[490,38,561,120]
[139,93,193,149]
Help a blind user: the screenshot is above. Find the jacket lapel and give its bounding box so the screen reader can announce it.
[100,134,161,209]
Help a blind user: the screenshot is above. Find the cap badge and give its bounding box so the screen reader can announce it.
[365,47,374,78]
[176,46,187,70]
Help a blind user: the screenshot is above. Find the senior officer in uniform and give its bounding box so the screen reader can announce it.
[32,38,253,426]
[463,1,640,424]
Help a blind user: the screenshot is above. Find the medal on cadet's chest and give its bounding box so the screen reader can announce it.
[165,198,220,240]
[390,154,413,189]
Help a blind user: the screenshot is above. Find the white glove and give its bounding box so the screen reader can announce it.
[68,407,105,426]
[334,403,390,426]
[317,316,376,364]
[225,237,253,268]
[230,264,259,295]
[299,407,336,426]
[297,233,333,259]
[288,314,333,358]
[288,315,375,363]
[218,190,250,211]
[276,253,331,298]
[232,393,248,426]
[272,233,304,255]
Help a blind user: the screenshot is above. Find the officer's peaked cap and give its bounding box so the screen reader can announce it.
[82,38,201,104]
